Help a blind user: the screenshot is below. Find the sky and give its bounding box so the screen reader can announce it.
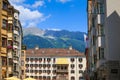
[9,0,87,32]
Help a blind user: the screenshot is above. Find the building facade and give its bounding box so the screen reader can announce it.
[21,45,27,79]
[87,0,120,80]
[25,48,86,80]
[0,0,23,79]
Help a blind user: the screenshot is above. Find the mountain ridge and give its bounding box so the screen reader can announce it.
[23,27,86,52]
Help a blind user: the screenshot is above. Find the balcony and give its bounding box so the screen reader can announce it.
[13,44,18,49]
[14,30,19,35]
[56,69,68,73]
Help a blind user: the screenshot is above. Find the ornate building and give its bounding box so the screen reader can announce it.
[25,47,86,80]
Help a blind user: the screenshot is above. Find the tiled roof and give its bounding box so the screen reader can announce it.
[26,48,85,57]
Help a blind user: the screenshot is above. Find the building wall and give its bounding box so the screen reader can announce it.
[88,0,120,80]
[0,0,23,79]
[25,56,86,80]
[105,0,120,60]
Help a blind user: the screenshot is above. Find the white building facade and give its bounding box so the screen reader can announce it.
[25,48,86,80]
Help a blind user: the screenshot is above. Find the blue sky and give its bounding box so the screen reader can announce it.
[9,0,87,32]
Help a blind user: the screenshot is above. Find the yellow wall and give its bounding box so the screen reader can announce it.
[1,29,7,35]
[1,47,7,54]
[7,33,13,38]
[56,58,69,64]
[2,10,7,16]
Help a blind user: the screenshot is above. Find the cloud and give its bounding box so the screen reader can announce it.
[57,0,71,3]
[47,28,61,31]
[9,0,25,4]
[9,0,51,28]
[32,1,45,8]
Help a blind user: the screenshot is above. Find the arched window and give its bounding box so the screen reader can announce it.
[71,64,75,69]
[71,76,75,80]
[39,58,42,62]
[79,58,83,63]
[70,58,75,62]
[79,64,83,69]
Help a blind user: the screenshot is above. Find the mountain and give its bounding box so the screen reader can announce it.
[23,27,86,52]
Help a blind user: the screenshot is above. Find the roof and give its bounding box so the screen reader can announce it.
[26,48,85,57]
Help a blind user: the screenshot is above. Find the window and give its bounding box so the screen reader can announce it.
[70,58,75,62]
[43,64,46,68]
[79,64,83,69]
[79,77,84,80]
[2,57,7,66]
[39,58,42,62]
[8,24,13,32]
[53,58,56,63]
[2,2,8,10]
[71,70,75,74]
[71,76,75,80]
[30,64,33,68]
[98,24,104,36]
[2,19,7,29]
[35,58,38,62]
[92,36,96,46]
[21,51,24,56]
[30,70,33,73]
[71,64,75,69]
[39,64,42,68]
[94,54,97,64]
[35,70,38,74]
[52,64,56,68]
[79,70,83,74]
[39,70,42,74]
[79,58,83,63]
[35,64,38,68]
[9,58,13,66]
[2,37,7,47]
[47,58,51,62]
[52,76,56,80]
[47,70,51,74]
[30,58,33,62]
[52,70,56,74]
[97,2,104,14]
[26,69,29,73]
[21,60,24,66]
[47,64,51,68]
[8,40,13,46]
[26,58,29,62]
[99,47,104,59]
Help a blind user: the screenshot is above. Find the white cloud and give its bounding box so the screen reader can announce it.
[12,4,50,28]
[57,0,71,3]
[32,1,45,8]
[9,0,51,28]
[47,28,61,31]
[9,0,25,4]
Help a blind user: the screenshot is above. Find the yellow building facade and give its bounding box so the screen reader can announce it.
[0,0,24,79]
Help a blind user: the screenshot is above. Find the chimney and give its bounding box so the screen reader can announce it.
[69,46,72,50]
[35,46,39,50]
